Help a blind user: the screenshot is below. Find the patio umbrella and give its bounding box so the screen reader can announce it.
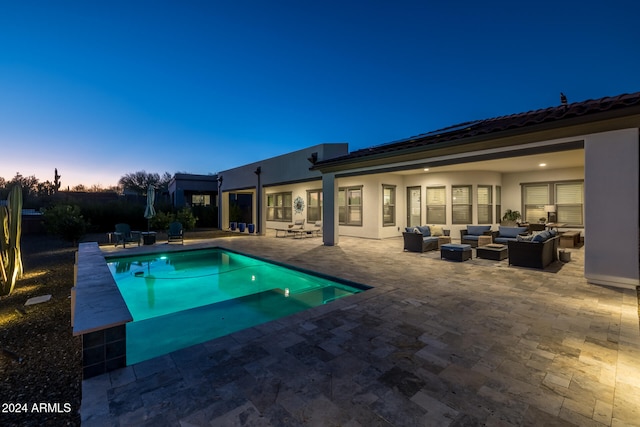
[144,184,156,232]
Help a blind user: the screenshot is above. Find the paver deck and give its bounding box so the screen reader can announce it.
[82,233,640,426]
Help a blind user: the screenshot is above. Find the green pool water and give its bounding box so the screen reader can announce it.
[106,247,368,364]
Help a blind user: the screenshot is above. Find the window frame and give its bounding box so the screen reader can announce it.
[477,185,493,224]
[451,185,472,224]
[521,180,584,226]
[338,186,363,226]
[306,189,322,223]
[425,186,446,225]
[382,184,396,227]
[266,191,292,222]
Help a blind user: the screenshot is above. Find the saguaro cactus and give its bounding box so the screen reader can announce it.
[0,184,23,296]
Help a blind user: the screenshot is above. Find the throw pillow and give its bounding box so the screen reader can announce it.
[417,225,431,236]
[430,225,444,236]
[516,234,534,242]
[413,227,421,234]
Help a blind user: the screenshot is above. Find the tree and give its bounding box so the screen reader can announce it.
[118,171,173,195]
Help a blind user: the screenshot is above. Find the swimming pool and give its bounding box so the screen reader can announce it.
[106,247,369,364]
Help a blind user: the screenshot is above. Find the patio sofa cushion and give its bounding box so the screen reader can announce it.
[467,225,491,236]
[498,226,529,238]
[441,243,471,251]
[532,230,552,242]
[417,225,431,236]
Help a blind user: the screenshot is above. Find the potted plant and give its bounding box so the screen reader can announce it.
[539,217,547,224]
[501,209,522,226]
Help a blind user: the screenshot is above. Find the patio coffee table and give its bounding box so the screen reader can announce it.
[476,244,508,261]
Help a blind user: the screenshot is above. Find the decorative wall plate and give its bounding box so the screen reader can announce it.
[294,196,305,214]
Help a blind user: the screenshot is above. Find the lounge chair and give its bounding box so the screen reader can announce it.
[114,223,141,248]
[275,219,305,238]
[167,221,184,244]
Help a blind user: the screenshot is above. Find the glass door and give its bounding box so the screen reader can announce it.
[406,186,421,227]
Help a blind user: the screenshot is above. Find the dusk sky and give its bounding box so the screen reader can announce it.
[1,1,638,188]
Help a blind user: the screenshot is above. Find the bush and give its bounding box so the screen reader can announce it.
[42,205,89,245]
[176,207,197,230]
[149,211,174,231]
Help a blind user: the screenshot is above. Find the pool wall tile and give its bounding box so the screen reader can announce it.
[81,324,127,379]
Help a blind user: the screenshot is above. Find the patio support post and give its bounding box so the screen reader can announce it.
[217,176,223,230]
[322,173,339,246]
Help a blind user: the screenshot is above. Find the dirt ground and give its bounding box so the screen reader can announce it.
[0,228,243,426]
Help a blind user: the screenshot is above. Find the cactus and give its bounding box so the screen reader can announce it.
[0,184,23,296]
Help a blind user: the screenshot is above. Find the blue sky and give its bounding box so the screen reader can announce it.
[1,1,638,188]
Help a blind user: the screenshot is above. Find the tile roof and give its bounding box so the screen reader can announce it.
[315,91,640,165]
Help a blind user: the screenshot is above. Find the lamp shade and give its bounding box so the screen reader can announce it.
[544,205,556,213]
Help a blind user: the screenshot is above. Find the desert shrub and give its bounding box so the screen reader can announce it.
[42,204,89,245]
[176,207,197,230]
[150,211,174,231]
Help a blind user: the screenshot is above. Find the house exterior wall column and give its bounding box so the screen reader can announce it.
[322,173,339,246]
[584,128,640,289]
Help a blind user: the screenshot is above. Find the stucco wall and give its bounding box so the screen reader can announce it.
[584,128,639,289]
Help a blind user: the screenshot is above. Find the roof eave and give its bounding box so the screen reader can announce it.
[311,107,640,173]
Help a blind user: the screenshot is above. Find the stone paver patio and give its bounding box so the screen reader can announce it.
[81,233,640,426]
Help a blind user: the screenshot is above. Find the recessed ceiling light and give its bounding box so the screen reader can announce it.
[539,163,547,167]
[423,168,429,171]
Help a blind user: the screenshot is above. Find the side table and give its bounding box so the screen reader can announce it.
[478,235,493,246]
[141,232,157,245]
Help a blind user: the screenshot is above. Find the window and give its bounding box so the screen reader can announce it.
[496,186,502,223]
[382,185,396,226]
[477,185,492,224]
[191,194,211,206]
[266,192,292,221]
[307,189,322,222]
[523,184,549,223]
[452,185,472,224]
[555,182,583,225]
[426,186,446,224]
[338,186,362,226]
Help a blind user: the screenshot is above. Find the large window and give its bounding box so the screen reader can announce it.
[191,194,211,206]
[426,186,446,224]
[338,186,362,226]
[452,185,472,224]
[477,185,493,224]
[382,185,396,226]
[523,184,549,223]
[307,189,322,222]
[266,192,292,221]
[555,182,583,225]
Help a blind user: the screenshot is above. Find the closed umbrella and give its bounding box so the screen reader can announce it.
[144,185,156,232]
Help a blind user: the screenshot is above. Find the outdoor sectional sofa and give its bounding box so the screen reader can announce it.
[403,225,450,252]
[507,230,559,269]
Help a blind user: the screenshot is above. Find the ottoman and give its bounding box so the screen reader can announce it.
[440,243,472,261]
